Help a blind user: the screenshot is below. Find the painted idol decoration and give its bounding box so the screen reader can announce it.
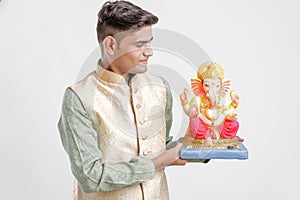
[179,62,246,153]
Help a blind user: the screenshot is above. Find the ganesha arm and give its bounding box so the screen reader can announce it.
[181,103,190,116]
[224,90,240,120]
[182,102,198,118]
[180,91,198,118]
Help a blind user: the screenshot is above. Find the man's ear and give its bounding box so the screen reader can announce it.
[103,36,117,56]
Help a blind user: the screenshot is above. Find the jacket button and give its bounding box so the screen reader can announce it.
[139,118,145,125]
[143,150,151,156]
[142,136,148,140]
[136,103,141,109]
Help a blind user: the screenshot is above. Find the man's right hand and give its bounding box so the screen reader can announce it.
[151,143,187,169]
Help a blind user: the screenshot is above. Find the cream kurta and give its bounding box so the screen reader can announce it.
[59,63,173,200]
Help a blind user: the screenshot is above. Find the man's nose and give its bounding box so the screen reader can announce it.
[143,45,153,57]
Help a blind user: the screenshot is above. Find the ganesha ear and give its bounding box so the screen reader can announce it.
[191,78,204,96]
[220,79,231,97]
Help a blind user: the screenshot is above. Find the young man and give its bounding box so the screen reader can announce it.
[58,1,186,199]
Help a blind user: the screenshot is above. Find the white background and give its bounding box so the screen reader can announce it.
[1,0,299,199]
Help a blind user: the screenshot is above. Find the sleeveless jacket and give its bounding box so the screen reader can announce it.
[71,64,169,200]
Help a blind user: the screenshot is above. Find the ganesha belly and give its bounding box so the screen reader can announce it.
[179,62,248,160]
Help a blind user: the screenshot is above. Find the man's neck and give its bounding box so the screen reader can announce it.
[99,59,133,83]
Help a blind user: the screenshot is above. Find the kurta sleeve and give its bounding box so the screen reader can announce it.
[58,88,155,193]
[160,77,177,150]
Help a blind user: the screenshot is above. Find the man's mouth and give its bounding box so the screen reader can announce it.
[139,60,148,65]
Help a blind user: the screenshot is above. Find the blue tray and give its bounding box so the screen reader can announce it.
[180,143,248,160]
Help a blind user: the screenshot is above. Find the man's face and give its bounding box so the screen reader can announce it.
[111,26,153,75]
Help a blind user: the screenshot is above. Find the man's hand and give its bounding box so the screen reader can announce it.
[168,158,187,166]
[152,143,187,169]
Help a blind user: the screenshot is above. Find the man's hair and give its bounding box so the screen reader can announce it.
[97,0,158,44]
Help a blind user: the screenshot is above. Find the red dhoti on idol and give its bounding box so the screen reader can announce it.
[188,117,239,139]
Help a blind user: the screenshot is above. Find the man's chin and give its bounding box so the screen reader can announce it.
[139,65,148,73]
[131,65,147,74]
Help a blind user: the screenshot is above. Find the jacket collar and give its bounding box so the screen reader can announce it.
[96,60,137,85]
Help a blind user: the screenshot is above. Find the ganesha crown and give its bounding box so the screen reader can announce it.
[197,61,224,80]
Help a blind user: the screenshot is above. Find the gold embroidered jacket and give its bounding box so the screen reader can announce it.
[58,63,174,200]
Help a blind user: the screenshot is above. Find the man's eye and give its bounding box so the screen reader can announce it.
[136,43,143,48]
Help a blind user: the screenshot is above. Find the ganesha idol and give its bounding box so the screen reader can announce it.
[179,62,244,150]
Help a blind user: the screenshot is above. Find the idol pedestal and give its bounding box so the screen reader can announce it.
[180,143,248,160]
